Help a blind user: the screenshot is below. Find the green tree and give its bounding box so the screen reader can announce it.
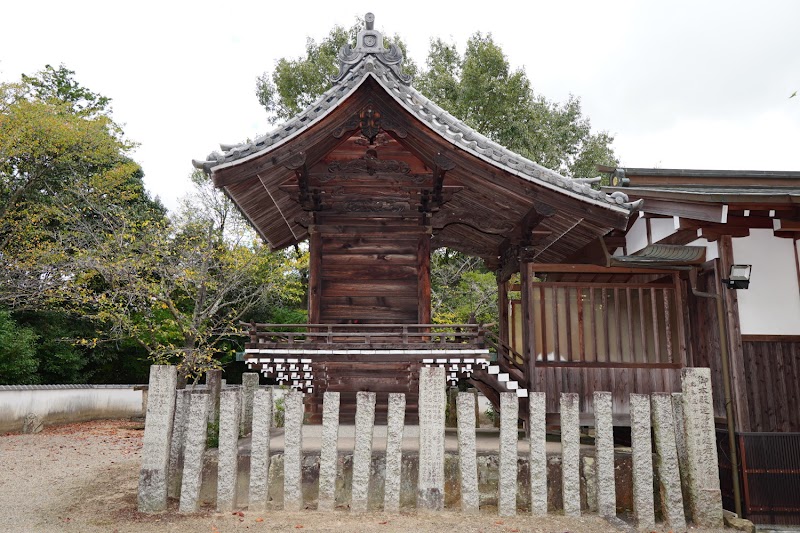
[0,310,38,384]
[256,19,416,124]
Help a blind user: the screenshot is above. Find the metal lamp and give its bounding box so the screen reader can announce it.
[722,264,752,289]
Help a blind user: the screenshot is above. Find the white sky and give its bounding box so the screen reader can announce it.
[2,0,798,212]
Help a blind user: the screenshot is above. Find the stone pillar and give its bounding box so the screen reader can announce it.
[651,393,687,531]
[417,366,446,511]
[351,391,376,513]
[178,391,210,513]
[671,392,691,520]
[318,391,340,512]
[240,373,259,436]
[217,389,242,512]
[593,391,616,518]
[630,393,655,530]
[560,393,581,517]
[384,393,406,513]
[456,392,479,514]
[499,392,519,517]
[167,389,190,498]
[138,365,178,513]
[528,392,547,516]
[248,388,273,511]
[283,390,304,511]
[206,369,222,423]
[681,368,723,527]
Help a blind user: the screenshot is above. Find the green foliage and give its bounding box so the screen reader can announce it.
[416,33,618,178]
[256,19,417,124]
[273,394,286,428]
[430,250,497,326]
[0,310,38,384]
[206,415,220,449]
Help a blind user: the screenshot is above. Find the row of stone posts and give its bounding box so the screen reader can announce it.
[138,365,723,528]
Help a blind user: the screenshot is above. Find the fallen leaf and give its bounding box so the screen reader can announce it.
[295,525,304,529]
[256,517,264,522]
[378,521,389,525]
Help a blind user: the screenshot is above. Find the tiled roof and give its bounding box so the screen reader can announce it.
[193,14,638,212]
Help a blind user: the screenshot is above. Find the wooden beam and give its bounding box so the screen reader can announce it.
[308,229,322,324]
[526,264,677,274]
[642,198,727,223]
[520,262,535,391]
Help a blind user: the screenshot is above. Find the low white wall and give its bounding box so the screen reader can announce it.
[0,385,144,433]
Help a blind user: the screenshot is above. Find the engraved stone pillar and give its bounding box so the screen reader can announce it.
[560,393,581,517]
[206,369,222,423]
[351,391,376,513]
[248,388,273,511]
[529,392,547,516]
[217,389,242,512]
[178,391,210,513]
[138,365,178,513]
[283,390,304,511]
[318,391,340,512]
[240,372,259,436]
[456,392,479,514]
[630,393,655,530]
[681,368,723,527]
[593,391,616,518]
[417,366,446,511]
[384,393,406,513]
[651,393,687,530]
[167,388,190,498]
[499,392,518,517]
[672,392,691,520]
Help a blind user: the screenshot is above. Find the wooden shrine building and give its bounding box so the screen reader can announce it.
[194,14,643,422]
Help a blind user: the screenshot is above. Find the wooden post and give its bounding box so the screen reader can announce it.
[498,278,509,346]
[718,236,750,432]
[308,229,322,325]
[418,233,432,325]
[520,262,536,391]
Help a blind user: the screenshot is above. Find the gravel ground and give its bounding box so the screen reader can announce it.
[0,419,733,533]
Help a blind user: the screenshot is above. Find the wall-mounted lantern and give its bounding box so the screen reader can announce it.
[722,264,752,289]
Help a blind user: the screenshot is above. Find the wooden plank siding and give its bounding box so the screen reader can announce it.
[741,339,800,432]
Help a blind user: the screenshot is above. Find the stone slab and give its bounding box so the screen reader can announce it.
[652,393,686,530]
[167,389,190,498]
[318,391,340,512]
[560,393,581,517]
[138,365,178,513]
[529,392,547,516]
[283,390,304,511]
[206,369,222,424]
[240,373,259,436]
[594,391,616,518]
[498,392,518,517]
[417,366,445,511]
[178,391,209,513]
[351,391,376,513]
[384,393,405,513]
[248,388,272,511]
[217,389,242,511]
[671,392,691,521]
[456,392,479,514]
[630,393,655,530]
[681,368,723,527]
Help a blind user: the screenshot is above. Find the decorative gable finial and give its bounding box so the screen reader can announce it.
[333,13,412,85]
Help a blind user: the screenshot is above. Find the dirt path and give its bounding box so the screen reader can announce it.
[0,419,731,533]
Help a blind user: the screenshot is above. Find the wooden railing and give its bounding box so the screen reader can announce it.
[512,282,683,368]
[245,322,488,349]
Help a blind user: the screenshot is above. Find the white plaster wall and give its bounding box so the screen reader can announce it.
[733,229,800,335]
[687,237,719,261]
[0,387,143,433]
[650,217,676,243]
[626,216,648,253]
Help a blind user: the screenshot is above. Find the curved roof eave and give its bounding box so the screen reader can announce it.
[194,58,639,215]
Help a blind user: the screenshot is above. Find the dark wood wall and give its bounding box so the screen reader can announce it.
[310,216,430,325]
[741,338,800,432]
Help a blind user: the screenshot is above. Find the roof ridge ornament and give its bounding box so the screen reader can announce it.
[333,13,412,85]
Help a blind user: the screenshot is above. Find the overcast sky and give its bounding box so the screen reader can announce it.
[2,1,798,212]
